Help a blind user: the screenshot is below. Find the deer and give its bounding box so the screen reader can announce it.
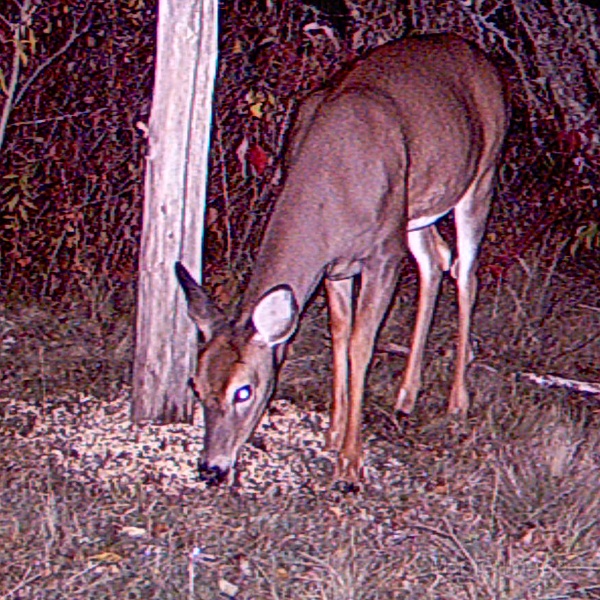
[176,33,507,486]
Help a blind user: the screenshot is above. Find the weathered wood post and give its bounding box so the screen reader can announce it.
[132,0,218,423]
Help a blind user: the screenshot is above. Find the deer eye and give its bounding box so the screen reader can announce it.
[234,385,253,404]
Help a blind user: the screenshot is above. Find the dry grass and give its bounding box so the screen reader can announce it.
[1,241,599,600]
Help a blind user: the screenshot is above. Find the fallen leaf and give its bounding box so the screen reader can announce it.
[247,144,269,176]
[121,526,147,539]
[218,578,239,597]
[329,506,344,519]
[89,551,123,563]
[249,101,263,119]
[237,554,252,577]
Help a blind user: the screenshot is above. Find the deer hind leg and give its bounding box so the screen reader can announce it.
[337,257,400,482]
[448,171,494,414]
[395,226,451,414]
[324,277,353,451]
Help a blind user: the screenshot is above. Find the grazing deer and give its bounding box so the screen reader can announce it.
[176,34,507,485]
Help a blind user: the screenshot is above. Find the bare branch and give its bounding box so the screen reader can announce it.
[13,11,92,108]
[0,0,31,152]
[521,372,600,395]
[8,107,107,128]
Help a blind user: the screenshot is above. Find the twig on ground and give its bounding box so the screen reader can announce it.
[378,342,410,355]
[409,520,495,598]
[520,372,600,395]
[442,517,495,598]
[578,304,600,314]
[1,567,40,600]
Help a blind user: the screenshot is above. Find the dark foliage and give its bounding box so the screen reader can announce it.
[0,0,597,305]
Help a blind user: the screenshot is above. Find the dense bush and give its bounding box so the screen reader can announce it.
[0,0,597,302]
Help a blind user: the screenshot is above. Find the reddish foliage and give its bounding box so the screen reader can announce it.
[247,143,269,176]
[0,0,155,299]
[0,0,596,303]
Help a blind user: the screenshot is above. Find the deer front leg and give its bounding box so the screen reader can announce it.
[324,278,353,451]
[396,226,450,414]
[337,258,400,483]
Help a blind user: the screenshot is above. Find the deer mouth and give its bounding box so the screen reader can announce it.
[197,460,231,486]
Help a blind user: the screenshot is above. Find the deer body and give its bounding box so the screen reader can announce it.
[176,34,507,485]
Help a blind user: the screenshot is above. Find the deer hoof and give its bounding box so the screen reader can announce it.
[333,479,361,494]
[325,429,343,451]
[197,461,230,486]
[448,385,469,416]
[395,387,417,415]
[334,453,363,485]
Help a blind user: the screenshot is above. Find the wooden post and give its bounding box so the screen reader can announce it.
[131,0,218,423]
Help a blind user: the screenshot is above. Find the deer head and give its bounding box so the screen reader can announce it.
[175,262,298,484]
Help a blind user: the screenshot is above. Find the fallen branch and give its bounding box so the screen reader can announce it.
[578,303,600,315]
[521,372,600,395]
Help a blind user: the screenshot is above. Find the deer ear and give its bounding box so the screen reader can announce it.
[252,285,299,347]
[175,262,224,342]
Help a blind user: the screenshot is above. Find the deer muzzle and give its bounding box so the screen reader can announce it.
[197,460,231,486]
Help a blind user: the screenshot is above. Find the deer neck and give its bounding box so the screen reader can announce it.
[240,186,330,322]
[238,90,408,323]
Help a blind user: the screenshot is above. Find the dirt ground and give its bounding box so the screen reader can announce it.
[1,236,599,599]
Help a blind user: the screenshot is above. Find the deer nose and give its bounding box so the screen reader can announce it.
[197,461,229,486]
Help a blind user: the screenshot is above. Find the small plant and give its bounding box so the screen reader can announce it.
[570,221,600,256]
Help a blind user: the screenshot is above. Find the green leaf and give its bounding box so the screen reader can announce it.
[571,222,599,256]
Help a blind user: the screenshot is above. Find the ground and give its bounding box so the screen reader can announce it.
[1,238,599,599]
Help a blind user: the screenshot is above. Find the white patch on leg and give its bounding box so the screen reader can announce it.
[408,208,451,231]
